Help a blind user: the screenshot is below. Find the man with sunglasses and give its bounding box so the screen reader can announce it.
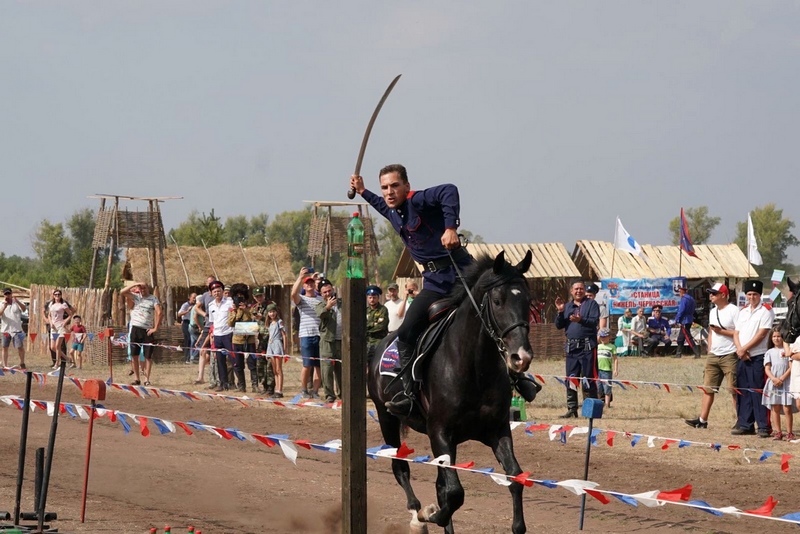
[685,283,739,429]
[120,281,162,386]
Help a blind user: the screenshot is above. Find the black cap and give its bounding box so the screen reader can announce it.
[366,285,382,296]
[317,279,333,290]
[585,283,599,294]
[208,280,223,291]
[2,288,11,295]
[652,304,663,311]
[743,279,763,294]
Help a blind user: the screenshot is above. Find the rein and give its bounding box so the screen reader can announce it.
[447,249,528,360]
[785,295,800,342]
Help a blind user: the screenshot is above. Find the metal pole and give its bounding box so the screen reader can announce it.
[578,416,594,530]
[34,447,44,513]
[38,360,68,532]
[80,399,97,522]
[13,371,34,524]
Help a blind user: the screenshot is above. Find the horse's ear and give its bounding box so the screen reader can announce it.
[493,251,507,274]
[515,250,533,275]
[789,277,799,294]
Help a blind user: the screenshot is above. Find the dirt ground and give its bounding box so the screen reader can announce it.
[1,353,799,533]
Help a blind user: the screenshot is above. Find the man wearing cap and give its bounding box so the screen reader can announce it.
[177,293,196,363]
[644,305,672,357]
[207,280,235,391]
[291,267,323,398]
[674,283,698,358]
[350,165,473,416]
[316,279,342,403]
[0,288,27,369]
[555,280,601,417]
[366,285,389,361]
[585,283,609,330]
[732,279,774,437]
[686,283,739,429]
[384,282,406,333]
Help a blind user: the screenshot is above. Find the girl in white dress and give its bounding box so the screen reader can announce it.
[762,329,794,440]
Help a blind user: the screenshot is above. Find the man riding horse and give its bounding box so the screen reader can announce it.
[350,165,538,416]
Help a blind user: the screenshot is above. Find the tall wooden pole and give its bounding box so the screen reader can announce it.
[88,198,106,289]
[341,278,367,534]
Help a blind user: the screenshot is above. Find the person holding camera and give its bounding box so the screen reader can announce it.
[228,284,256,393]
[315,279,342,403]
[291,267,323,399]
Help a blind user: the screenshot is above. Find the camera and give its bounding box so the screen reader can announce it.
[232,295,247,307]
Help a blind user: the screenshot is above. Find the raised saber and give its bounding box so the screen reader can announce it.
[347,74,402,199]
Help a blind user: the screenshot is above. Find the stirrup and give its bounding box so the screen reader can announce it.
[386,390,414,416]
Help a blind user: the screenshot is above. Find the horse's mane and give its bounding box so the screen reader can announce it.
[442,253,524,308]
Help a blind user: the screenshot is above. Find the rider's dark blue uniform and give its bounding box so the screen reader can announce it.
[362,185,470,296]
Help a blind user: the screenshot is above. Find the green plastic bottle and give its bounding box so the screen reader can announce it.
[346,212,365,279]
[518,396,527,421]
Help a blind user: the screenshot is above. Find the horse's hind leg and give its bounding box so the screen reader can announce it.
[379,410,421,511]
[491,432,527,534]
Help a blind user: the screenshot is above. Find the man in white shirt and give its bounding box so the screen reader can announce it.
[732,279,775,437]
[120,282,162,386]
[0,288,27,369]
[384,282,406,333]
[685,283,739,429]
[207,280,235,392]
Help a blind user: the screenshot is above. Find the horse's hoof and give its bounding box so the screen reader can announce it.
[409,509,429,533]
[417,503,440,522]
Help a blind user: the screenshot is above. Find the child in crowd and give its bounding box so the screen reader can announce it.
[597,328,619,408]
[70,315,87,369]
[266,304,286,398]
[762,328,795,440]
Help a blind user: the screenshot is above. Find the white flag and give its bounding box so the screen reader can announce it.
[614,217,644,258]
[747,213,763,266]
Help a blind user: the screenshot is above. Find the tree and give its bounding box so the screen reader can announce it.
[31,219,72,286]
[223,213,269,246]
[734,204,799,280]
[265,208,313,271]
[169,209,225,247]
[667,206,721,245]
[375,220,405,284]
[459,229,485,245]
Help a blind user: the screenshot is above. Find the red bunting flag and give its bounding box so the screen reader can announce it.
[252,434,275,447]
[396,442,415,459]
[454,461,475,469]
[511,472,534,487]
[781,454,792,473]
[174,421,193,436]
[63,333,71,343]
[661,439,677,450]
[29,333,37,343]
[727,445,741,450]
[214,427,233,440]
[534,374,546,384]
[294,440,312,450]
[98,331,105,340]
[663,384,671,393]
[585,489,611,504]
[526,424,550,432]
[657,484,692,502]
[139,417,150,437]
[744,495,778,516]
[107,411,117,423]
[606,430,616,447]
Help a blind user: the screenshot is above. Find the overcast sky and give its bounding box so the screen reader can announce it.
[1,2,798,263]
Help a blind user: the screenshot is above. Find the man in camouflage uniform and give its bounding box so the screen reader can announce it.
[366,285,389,361]
[252,287,275,395]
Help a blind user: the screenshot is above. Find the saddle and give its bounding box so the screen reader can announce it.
[379,299,457,382]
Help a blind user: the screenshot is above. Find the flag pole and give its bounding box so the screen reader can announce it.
[610,246,616,280]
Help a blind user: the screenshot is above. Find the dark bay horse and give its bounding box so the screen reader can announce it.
[367,250,534,534]
[779,277,799,344]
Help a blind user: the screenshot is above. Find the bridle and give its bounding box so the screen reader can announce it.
[448,249,529,362]
[784,293,800,343]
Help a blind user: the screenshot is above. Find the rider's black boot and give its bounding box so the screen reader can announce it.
[511,373,542,402]
[386,340,415,416]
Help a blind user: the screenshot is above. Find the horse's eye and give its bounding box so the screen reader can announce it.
[492,298,502,306]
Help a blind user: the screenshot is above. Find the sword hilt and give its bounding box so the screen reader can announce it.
[347,187,356,199]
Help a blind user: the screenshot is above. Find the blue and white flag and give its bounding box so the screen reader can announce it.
[614,217,645,259]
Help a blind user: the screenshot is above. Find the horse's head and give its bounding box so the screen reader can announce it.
[479,250,534,374]
[780,277,800,343]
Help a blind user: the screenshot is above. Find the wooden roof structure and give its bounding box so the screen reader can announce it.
[393,243,581,280]
[124,243,295,288]
[572,241,756,280]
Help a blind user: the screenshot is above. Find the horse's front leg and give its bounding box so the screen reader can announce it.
[420,431,463,532]
[491,432,527,534]
[377,407,421,512]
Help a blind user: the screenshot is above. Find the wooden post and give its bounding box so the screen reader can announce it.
[103,199,118,291]
[88,198,106,289]
[342,278,367,534]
